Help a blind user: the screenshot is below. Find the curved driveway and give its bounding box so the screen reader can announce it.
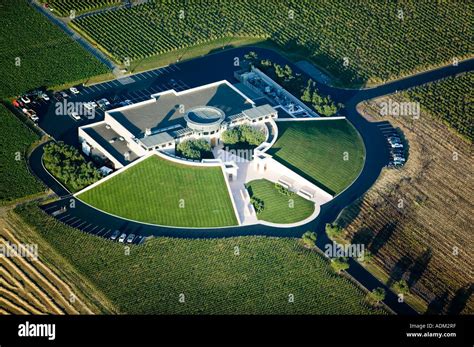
[28,47,474,315]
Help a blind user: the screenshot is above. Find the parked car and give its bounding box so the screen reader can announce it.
[126,234,135,243]
[40,93,50,101]
[84,101,98,111]
[389,141,403,148]
[387,136,401,144]
[20,95,31,104]
[69,111,81,121]
[60,91,69,98]
[118,233,127,243]
[22,108,39,122]
[53,92,63,101]
[70,87,80,95]
[110,230,121,241]
[97,98,111,109]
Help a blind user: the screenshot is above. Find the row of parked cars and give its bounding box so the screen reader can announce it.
[387,135,406,167]
[109,230,137,244]
[13,87,82,123]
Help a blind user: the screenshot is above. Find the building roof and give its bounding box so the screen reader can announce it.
[139,131,175,147]
[242,104,277,120]
[108,81,254,138]
[83,123,140,165]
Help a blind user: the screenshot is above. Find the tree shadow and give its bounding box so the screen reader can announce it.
[446,284,473,315]
[387,255,413,287]
[426,292,449,315]
[369,222,397,255]
[407,249,432,287]
[351,227,373,248]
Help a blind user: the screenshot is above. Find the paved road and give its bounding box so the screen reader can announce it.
[27,47,474,315]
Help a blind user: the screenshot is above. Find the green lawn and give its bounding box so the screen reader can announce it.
[78,155,238,227]
[0,106,44,204]
[15,203,386,315]
[246,179,314,224]
[268,120,365,195]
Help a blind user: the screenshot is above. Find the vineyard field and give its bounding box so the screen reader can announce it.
[0,0,109,98]
[0,209,114,314]
[15,204,386,315]
[0,106,44,204]
[403,72,473,142]
[71,0,472,86]
[337,84,474,314]
[40,0,121,17]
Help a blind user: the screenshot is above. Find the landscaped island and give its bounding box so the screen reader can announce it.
[77,155,238,227]
[245,179,314,224]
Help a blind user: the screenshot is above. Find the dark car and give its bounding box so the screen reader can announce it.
[110,230,121,241]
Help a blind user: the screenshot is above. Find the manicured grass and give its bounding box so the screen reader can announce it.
[0,106,44,204]
[268,120,365,195]
[78,155,238,227]
[0,0,109,98]
[15,203,386,314]
[246,179,314,224]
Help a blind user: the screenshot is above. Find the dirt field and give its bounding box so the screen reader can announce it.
[0,207,115,315]
[335,94,473,314]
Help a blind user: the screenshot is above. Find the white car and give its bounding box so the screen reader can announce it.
[118,233,127,243]
[84,101,98,110]
[60,91,69,98]
[390,142,403,149]
[97,98,111,109]
[40,93,50,101]
[20,96,31,104]
[70,87,80,95]
[126,234,135,243]
[69,111,81,121]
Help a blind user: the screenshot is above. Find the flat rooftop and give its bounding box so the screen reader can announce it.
[108,81,254,137]
[84,122,140,166]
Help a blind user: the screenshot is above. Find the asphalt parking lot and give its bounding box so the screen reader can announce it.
[41,199,147,245]
[18,47,308,146]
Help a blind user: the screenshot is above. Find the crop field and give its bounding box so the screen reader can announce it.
[0,0,109,98]
[0,106,44,204]
[71,0,472,85]
[0,210,113,314]
[40,0,121,17]
[15,203,386,315]
[78,155,238,227]
[337,89,474,314]
[246,179,314,224]
[268,120,365,195]
[404,72,473,142]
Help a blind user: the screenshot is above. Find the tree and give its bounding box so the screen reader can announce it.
[301,231,317,248]
[393,280,410,295]
[330,257,350,274]
[250,196,264,214]
[359,250,373,263]
[239,125,265,145]
[367,287,386,305]
[325,223,344,239]
[301,79,313,102]
[177,139,211,160]
[221,128,240,144]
